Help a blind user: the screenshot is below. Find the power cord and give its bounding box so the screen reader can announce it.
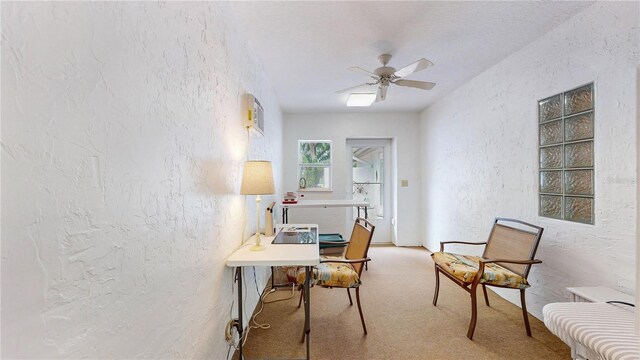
[249,267,270,331]
[606,300,635,307]
[227,266,297,358]
[226,269,241,358]
[238,268,297,345]
[248,267,296,327]
[226,267,253,355]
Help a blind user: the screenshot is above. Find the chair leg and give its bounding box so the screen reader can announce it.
[298,286,304,308]
[355,287,367,334]
[482,284,490,307]
[520,289,532,337]
[347,288,353,305]
[432,265,440,306]
[467,284,479,340]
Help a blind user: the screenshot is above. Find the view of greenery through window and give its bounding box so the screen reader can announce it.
[298,141,331,190]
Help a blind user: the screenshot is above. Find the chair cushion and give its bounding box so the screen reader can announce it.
[431,252,530,289]
[296,256,361,288]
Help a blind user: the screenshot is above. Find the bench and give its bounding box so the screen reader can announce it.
[543,302,639,360]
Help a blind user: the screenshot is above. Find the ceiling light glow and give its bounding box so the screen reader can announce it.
[347,93,376,107]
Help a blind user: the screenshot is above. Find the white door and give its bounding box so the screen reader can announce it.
[346,139,392,244]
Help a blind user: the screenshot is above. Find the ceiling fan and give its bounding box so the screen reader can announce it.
[337,54,436,103]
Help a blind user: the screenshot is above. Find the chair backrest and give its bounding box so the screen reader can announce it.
[482,218,543,278]
[345,218,375,276]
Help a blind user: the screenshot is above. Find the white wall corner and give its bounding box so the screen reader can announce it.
[636,63,640,336]
[419,2,639,319]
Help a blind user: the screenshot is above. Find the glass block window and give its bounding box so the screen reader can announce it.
[538,83,594,224]
[298,140,332,191]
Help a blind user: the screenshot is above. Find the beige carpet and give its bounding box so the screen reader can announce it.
[235,245,570,359]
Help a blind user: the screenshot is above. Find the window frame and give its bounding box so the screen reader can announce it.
[538,82,595,224]
[297,140,332,192]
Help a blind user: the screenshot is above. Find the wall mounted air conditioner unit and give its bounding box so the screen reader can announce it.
[245,94,264,135]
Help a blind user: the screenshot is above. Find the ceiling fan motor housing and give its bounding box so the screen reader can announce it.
[378,54,393,66]
[374,66,397,77]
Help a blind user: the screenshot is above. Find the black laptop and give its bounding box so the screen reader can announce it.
[272,226,318,244]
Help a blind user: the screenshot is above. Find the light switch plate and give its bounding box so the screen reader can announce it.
[401,180,409,187]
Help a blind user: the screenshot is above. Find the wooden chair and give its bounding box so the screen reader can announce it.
[431,218,543,340]
[296,218,375,337]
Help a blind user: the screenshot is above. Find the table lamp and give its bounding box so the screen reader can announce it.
[240,160,275,251]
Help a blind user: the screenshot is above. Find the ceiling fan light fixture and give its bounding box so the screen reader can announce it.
[347,93,377,107]
[341,54,436,104]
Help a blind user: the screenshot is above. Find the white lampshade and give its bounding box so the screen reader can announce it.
[240,160,275,195]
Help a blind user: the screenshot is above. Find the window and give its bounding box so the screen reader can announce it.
[298,140,332,191]
[538,83,594,224]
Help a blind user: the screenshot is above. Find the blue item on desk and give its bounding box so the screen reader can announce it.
[319,233,347,255]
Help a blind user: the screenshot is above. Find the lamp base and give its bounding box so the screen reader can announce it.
[250,197,265,251]
[250,243,265,251]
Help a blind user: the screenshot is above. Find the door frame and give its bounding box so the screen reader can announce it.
[345,137,396,244]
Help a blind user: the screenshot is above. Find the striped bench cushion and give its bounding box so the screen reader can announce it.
[543,302,639,360]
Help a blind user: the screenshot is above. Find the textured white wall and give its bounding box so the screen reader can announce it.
[1,2,282,358]
[637,66,640,335]
[420,2,638,319]
[283,113,422,246]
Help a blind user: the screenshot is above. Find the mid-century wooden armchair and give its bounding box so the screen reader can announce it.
[431,218,543,340]
[296,218,375,338]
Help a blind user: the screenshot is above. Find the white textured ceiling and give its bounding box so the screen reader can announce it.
[229,1,593,113]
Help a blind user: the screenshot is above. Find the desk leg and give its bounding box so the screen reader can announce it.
[304,266,311,360]
[270,266,275,289]
[235,267,243,360]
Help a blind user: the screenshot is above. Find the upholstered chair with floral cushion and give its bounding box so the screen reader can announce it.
[431,218,544,340]
[296,218,375,337]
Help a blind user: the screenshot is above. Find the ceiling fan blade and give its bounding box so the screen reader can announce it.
[394,79,436,90]
[349,66,377,77]
[335,83,375,94]
[394,58,433,78]
[375,86,387,102]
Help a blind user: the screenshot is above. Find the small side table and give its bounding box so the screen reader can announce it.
[566,286,635,304]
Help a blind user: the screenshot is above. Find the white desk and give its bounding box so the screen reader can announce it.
[226,224,319,360]
[281,199,369,223]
